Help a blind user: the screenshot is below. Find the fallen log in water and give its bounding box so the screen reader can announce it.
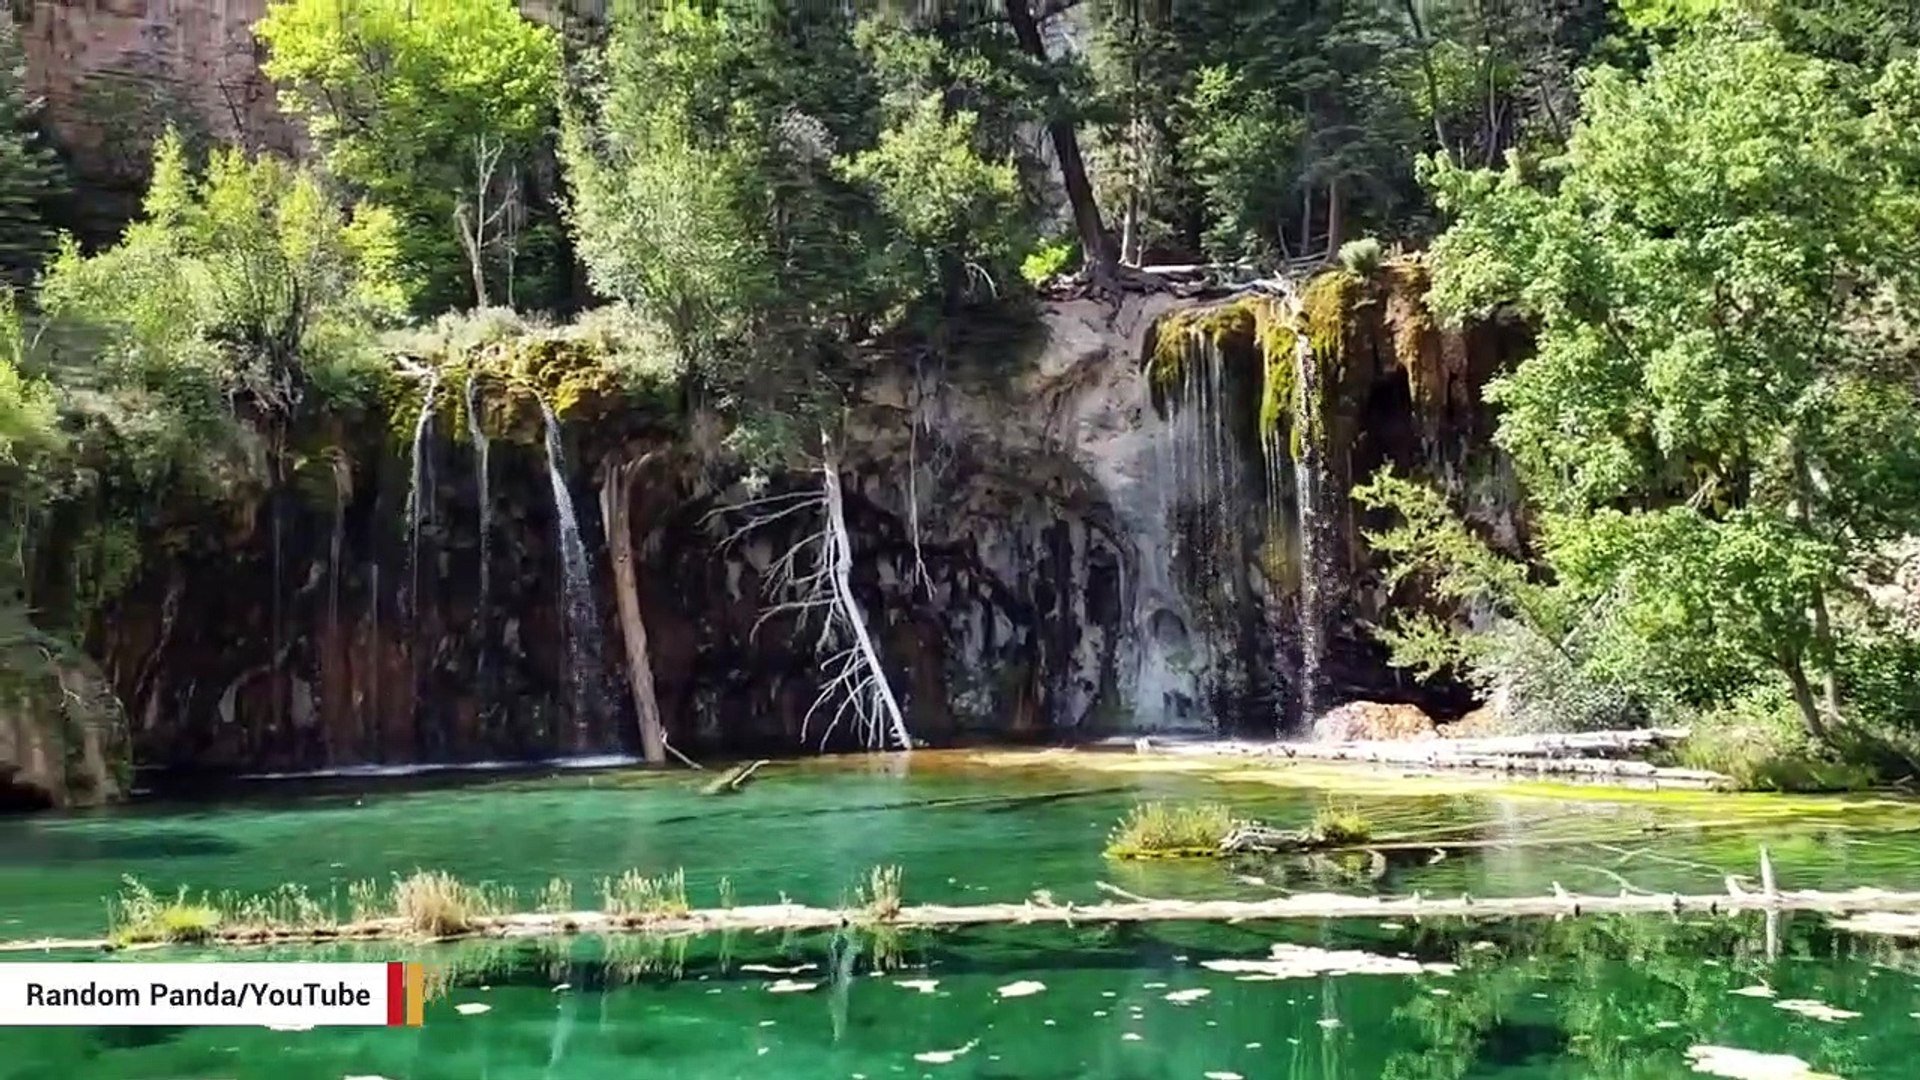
[13,884,1920,954]
[1146,731,1726,787]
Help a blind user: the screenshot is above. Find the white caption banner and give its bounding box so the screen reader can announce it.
[0,962,411,1026]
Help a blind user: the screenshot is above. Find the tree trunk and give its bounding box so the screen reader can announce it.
[1401,0,1452,160]
[1300,182,1314,257]
[1790,439,1843,734]
[1323,177,1343,262]
[1782,652,1831,744]
[1003,0,1116,281]
[600,452,667,765]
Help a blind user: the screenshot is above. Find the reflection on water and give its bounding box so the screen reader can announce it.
[0,752,1917,1076]
[4,915,1917,1078]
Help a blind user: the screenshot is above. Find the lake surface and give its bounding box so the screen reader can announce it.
[1,750,1917,1078]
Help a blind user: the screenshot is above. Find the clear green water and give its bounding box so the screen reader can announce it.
[2,752,1918,1078]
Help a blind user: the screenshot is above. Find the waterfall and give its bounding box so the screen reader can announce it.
[464,369,491,646]
[539,398,607,743]
[403,374,440,621]
[1163,329,1241,579]
[367,560,381,752]
[1291,329,1331,730]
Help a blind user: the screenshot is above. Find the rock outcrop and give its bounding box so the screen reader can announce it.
[0,646,129,808]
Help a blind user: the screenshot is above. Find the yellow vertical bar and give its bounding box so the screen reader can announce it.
[406,963,425,1026]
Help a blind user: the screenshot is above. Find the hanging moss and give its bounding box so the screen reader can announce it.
[366,316,685,452]
[1145,299,1257,400]
[1301,269,1363,363]
[1144,295,1298,418]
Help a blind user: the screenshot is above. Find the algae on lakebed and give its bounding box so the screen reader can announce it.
[5,752,1920,1075]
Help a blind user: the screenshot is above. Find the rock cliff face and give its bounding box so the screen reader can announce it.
[90,296,1198,774]
[21,0,599,239]
[76,276,1517,778]
[23,0,296,236]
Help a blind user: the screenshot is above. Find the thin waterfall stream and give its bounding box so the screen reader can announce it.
[464,369,492,675]
[1291,325,1330,730]
[539,398,607,745]
[403,373,440,623]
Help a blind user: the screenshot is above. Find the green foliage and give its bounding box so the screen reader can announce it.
[563,3,1047,455]
[1337,237,1385,276]
[41,132,410,452]
[1181,62,1306,259]
[1411,27,1920,748]
[1676,685,1878,791]
[1104,800,1233,859]
[257,0,563,311]
[839,94,1029,318]
[0,292,57,464]
[1020,238,1076,285]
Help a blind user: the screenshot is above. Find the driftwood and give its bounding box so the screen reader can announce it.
[1219,824,1351,855]
[701,760,768,796]
[20,883,1920,955]
[601,451,669,766]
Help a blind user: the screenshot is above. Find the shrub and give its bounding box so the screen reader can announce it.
[1104,800,1234,858]
[1337,237,1383,276]
[536,877,574,915]
[858,865,903,921]
[391,870,501,936]
[1020,239,1076,285]
[1309,803,1374,845]
[1677,687,1878,792]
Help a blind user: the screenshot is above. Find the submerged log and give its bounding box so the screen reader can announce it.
[701,760,768,796]
[1219,824,1350,855]
[20,884,1920,954]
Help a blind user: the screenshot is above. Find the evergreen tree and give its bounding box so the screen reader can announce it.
[0,18,63,286]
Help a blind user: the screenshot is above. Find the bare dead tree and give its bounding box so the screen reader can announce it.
[710,439,912,752]
[453,133,519,309]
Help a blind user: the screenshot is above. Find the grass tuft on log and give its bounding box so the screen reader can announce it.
[1104,800,1235,858]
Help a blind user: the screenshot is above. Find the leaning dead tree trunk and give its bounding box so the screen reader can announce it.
[819,450,913,751]
[712,438,912,752]
[600,450,668,765]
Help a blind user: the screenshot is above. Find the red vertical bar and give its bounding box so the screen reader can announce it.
[386,962,405,1026]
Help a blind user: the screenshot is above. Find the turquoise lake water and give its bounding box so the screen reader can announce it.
[0,751,1916,1078]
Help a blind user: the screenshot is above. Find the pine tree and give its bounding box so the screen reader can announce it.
[0,18,61,286]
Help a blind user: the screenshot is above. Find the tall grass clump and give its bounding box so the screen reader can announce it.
[391,870,513,936]
[1308,802,1374,845]
[857,865,903,921]
[536,877,574,914]
[602,868,689,918]
[109,876,222,945]
[1104,801,1234,859]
